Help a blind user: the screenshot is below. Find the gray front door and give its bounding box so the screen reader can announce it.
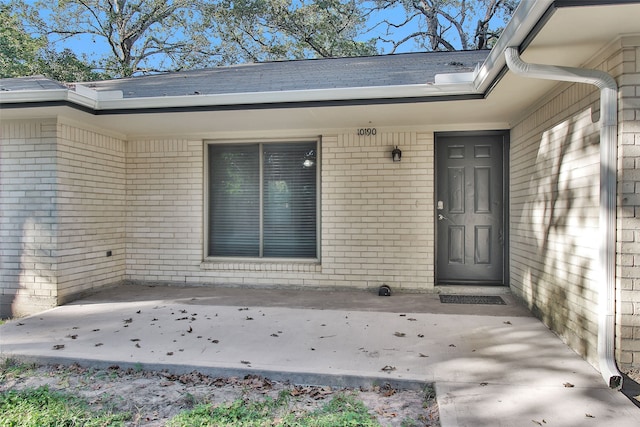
[436,132,506,284]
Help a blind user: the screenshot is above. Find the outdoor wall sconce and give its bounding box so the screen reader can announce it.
[303,149,316,167]
[392,146,402,162]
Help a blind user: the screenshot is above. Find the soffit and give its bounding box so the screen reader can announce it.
[486,2,640,124]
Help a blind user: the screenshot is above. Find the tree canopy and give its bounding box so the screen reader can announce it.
[4,0,520,79]
[0,3,101,80]
[209,0,378,64]
[370,0,518,52]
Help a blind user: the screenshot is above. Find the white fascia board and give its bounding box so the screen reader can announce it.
[1,82,483,111]
[473,0,554,91]
[96,83,481,110]
[0,88,99,110]
[75,84,123,101]
[434,71,475,85]
[0,89,69,103]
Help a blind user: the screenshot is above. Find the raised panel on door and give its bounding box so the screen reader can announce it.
[436,133,506,284]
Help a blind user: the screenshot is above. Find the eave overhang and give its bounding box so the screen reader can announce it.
[0,83,483,115]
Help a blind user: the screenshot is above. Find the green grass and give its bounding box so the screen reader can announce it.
[0,358,38,382]
[0,386,130,427]
[167,391,381,427]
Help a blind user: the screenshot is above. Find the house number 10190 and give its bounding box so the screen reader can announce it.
[357,128,377,136]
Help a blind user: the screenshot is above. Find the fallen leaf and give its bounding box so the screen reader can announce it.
[310,386,333,400]
[66,334,78,339]
[130,338,140,342]
[53,344,65,350]
[449,344,456,347]
[418,334,425,338]
[419,353,429,358]
[504,321,512,325]
[381,365,396,372]
[245,317,253,320]
[271,334,279,337]
[394,332,406,337]
[563,382,574,388]
[166,352,173,356]
[135,343,141,348]
[241,360,251,365]
[407,318,417,321]
[16,322,24,326]
[95,343,103,347]
[123,318,132,324]
[187,326,193,333]
[480,382,488,386]
[585,414,595,418]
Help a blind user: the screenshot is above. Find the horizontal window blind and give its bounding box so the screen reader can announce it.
[263,143,317,257]
[208,141,317,258]
[208,144,260,257]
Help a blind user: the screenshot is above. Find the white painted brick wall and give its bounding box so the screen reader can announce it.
[510,37,640,370]
[126,139,204,283]
[1,120,59,317]
[511,105,601,367]
[0,119,127,316]
[56,122,126,302]
[126,132,435,291]
[617,36,640,368]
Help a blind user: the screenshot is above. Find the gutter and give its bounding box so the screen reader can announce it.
[505,47,622,389]
[473,0,554,93]
[0,81,480,114]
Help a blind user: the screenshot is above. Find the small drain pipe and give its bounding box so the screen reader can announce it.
[505,47,622,389]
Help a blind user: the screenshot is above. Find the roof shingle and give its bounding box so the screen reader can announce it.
[83,51,488,98]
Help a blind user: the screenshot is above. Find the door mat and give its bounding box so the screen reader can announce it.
[439,295,506,305]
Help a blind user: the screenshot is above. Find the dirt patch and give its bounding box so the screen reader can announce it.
[1,363,439,426]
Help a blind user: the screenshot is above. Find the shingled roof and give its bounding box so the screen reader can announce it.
[0,75,68,92]
[78,50,488,98]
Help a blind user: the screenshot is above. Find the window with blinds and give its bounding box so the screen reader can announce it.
[208,141,317,259]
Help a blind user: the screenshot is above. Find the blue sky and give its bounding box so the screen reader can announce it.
[15,0,514,73]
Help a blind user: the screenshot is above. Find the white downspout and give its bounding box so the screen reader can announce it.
[505,47,622,389]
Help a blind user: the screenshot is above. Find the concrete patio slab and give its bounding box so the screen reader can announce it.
[1,284,639,426]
